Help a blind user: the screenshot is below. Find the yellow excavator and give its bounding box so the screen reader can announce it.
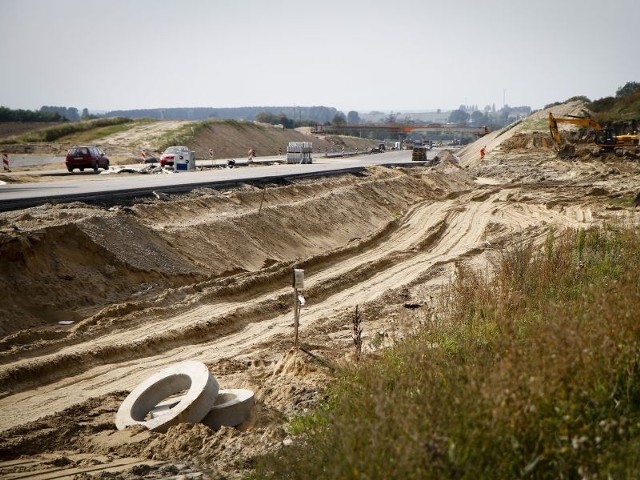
[548,112,638,156]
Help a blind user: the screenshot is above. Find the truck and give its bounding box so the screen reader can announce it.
[369,143,386,153]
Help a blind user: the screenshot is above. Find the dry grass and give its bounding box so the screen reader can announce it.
[254,224,640,479]
[0,117,130,144]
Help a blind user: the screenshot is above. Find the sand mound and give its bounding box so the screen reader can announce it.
[0,167,446,339]
[1,102,639,478]
[501,132,555,151]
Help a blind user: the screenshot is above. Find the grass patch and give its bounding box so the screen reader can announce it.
[156,122,205,150]
[254,225,640,479]
[608,193,639,209]
[0,117,130,144]
[156,119,267,151]
[520,116,551,133]
[64,121,137,144]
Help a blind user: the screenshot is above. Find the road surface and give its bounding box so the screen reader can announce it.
[0,150,438,211]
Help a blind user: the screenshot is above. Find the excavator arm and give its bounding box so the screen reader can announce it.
[548,112,603,148]
[548,113,562,147]
[548,113,638,154]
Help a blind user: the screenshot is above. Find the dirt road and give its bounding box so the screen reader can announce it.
[0,105,639,478]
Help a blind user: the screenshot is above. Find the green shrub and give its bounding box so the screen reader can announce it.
[254,226,640,479]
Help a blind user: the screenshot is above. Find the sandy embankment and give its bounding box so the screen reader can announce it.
[0,105,639,477]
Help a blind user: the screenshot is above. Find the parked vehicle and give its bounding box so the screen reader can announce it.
[160,146,195,167]
[370,143,386,153]
[65,146,109,172]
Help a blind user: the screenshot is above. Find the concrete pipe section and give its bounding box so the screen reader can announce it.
[148,388,255,431]
[202,388,255,430]
[115,360,219,433]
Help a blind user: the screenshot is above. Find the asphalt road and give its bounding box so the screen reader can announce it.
[0,150,438,211]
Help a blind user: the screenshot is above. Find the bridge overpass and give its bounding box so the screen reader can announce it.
[311,123,489,137]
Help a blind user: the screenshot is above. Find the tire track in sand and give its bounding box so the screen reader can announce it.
[0,188,594,431]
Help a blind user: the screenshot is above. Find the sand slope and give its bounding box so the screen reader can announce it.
[0,105,639,478]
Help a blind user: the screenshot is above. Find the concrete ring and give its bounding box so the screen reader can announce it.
[115,360,219,433]
[145,388,255,430]
[201,388,255,430]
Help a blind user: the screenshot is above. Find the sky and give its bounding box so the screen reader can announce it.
[1,0,639,115]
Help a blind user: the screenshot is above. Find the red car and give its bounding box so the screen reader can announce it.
[160,146,194,167]
[65,146,110,172]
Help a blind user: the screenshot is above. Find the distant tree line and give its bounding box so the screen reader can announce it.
[544,82,640,115]
[0,105,100,122]
[104,106,340,125]
[447,104,532,127]
[0,104,345,127]
[615,81,640,98]
[589,81,640,117]
[255,112,296,128]
[0,106,66,122]
[5,81,639,127]
[39,106,80,121]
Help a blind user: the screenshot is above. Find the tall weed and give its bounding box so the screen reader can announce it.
[254,226,640,479]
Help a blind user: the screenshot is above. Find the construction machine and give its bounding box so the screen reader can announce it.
[610,133,640,155]
[548,112,638,156]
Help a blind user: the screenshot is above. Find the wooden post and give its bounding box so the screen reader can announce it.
[293,286,300,349]
[292,269,304,350]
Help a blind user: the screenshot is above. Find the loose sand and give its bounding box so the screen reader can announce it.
[0,103,639,478]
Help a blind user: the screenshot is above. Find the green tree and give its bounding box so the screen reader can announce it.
[347,110,360,125]
[470,110,486,126]
[256,111,278,124]
[40,105,79,121]
[0,106,64,122]
[448,109,469,124]
[589,96,616,113]
[257,111,294,128]
[278,113,294,129]
[332,112,347,125]
[616,82,640,98]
